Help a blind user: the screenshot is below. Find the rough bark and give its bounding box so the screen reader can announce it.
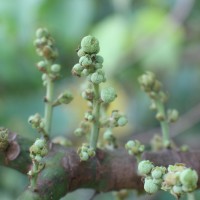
[1,133,200,200]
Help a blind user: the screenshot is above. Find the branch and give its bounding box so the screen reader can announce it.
[1,133,200,200]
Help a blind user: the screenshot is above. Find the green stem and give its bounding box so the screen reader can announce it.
[44,75,54,139]
[90,84,101,149]
[29,162,37,190]
[155,99,170,147]
[187,193,195,200]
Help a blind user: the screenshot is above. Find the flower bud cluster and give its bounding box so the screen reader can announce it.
[77,143,95,161]
[138,160,166,194]
[34,28,61,82]
[74,121,91,137]
[108,110,128,127]
[72,35,105,84]
[0,127,9,151]
[29,138,48,162]
[125,140,144,156]
[34,28,58,60]
[162,164,198,198]
[167,109,179,123]
[138,160,198,198]
[28,113,45,134]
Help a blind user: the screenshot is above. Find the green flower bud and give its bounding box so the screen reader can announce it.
[37,61,47,71]
[167,109,179,123]
[151,166,166,179]
[35,155,42,162]
[172,185,182,195]
[77,48,86,57]
[101,87,117,103]
[152,178,163,185]
[138,160,154,175]
[81,69,90,76]
[156,112,165,121]
[117,116,128,126]
[51,64,61,73]
[144,178,159,194]
[36,28,49,38]
[79,56,92,67]
[74,128,84,137]
[34,138,46,149]
[72,63,84,76]
[87,147,95,157]
[28,113,42,129]
[103,129,113,140]
[95,55,104,64]
[153,80,162,92]
[81,88,94,100]
[40,147,48,157]
[55,91,73,105]
[84,112,94,121]
[91,72,105,84]
[180,169,198,190]
[80,151,89,161]
[81,35,100,54]
[125,140,144,155]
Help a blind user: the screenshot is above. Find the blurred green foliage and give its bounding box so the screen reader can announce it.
[1,0,200,199]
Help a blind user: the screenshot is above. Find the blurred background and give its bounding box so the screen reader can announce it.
[1,0,200,199]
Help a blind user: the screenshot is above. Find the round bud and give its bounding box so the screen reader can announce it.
[37,61,47,70]
[91,72,105,84]
[35,155,42,162]
[156,112,165,121]
[81,35,100,54]
[151,167,166,179]
[95,55,104,64]
[51,64,61,73]
[77,48,86,57]
[144,178,159,194]
[80,151,89,161]
[103,129,113,140]
[167,109,179,123]
[74,128,84,137]
[40,147,48,157]
[180,169,198,188]
[34,138,46,149]
[125,140,135,149]
[117,116,128,126]
[36,28,49,38]
[138,160,154,175]
[79,56,92,67]
[101,87,117,103]
[172,185,182,195]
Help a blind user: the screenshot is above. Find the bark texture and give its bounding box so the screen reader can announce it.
[1,133,200,200]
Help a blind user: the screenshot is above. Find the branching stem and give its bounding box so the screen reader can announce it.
[44,74,54,139]
[90,84,101,149]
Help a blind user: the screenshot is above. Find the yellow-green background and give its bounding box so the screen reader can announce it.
[1,0,200,199]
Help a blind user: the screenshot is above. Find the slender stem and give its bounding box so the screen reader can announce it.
[155,99,170,147]
[187,193,195,200]
[90,84,101,149]
[29,161,37,190]
[44,75,54,139]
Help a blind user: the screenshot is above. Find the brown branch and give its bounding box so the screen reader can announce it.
[1,133,200,200]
